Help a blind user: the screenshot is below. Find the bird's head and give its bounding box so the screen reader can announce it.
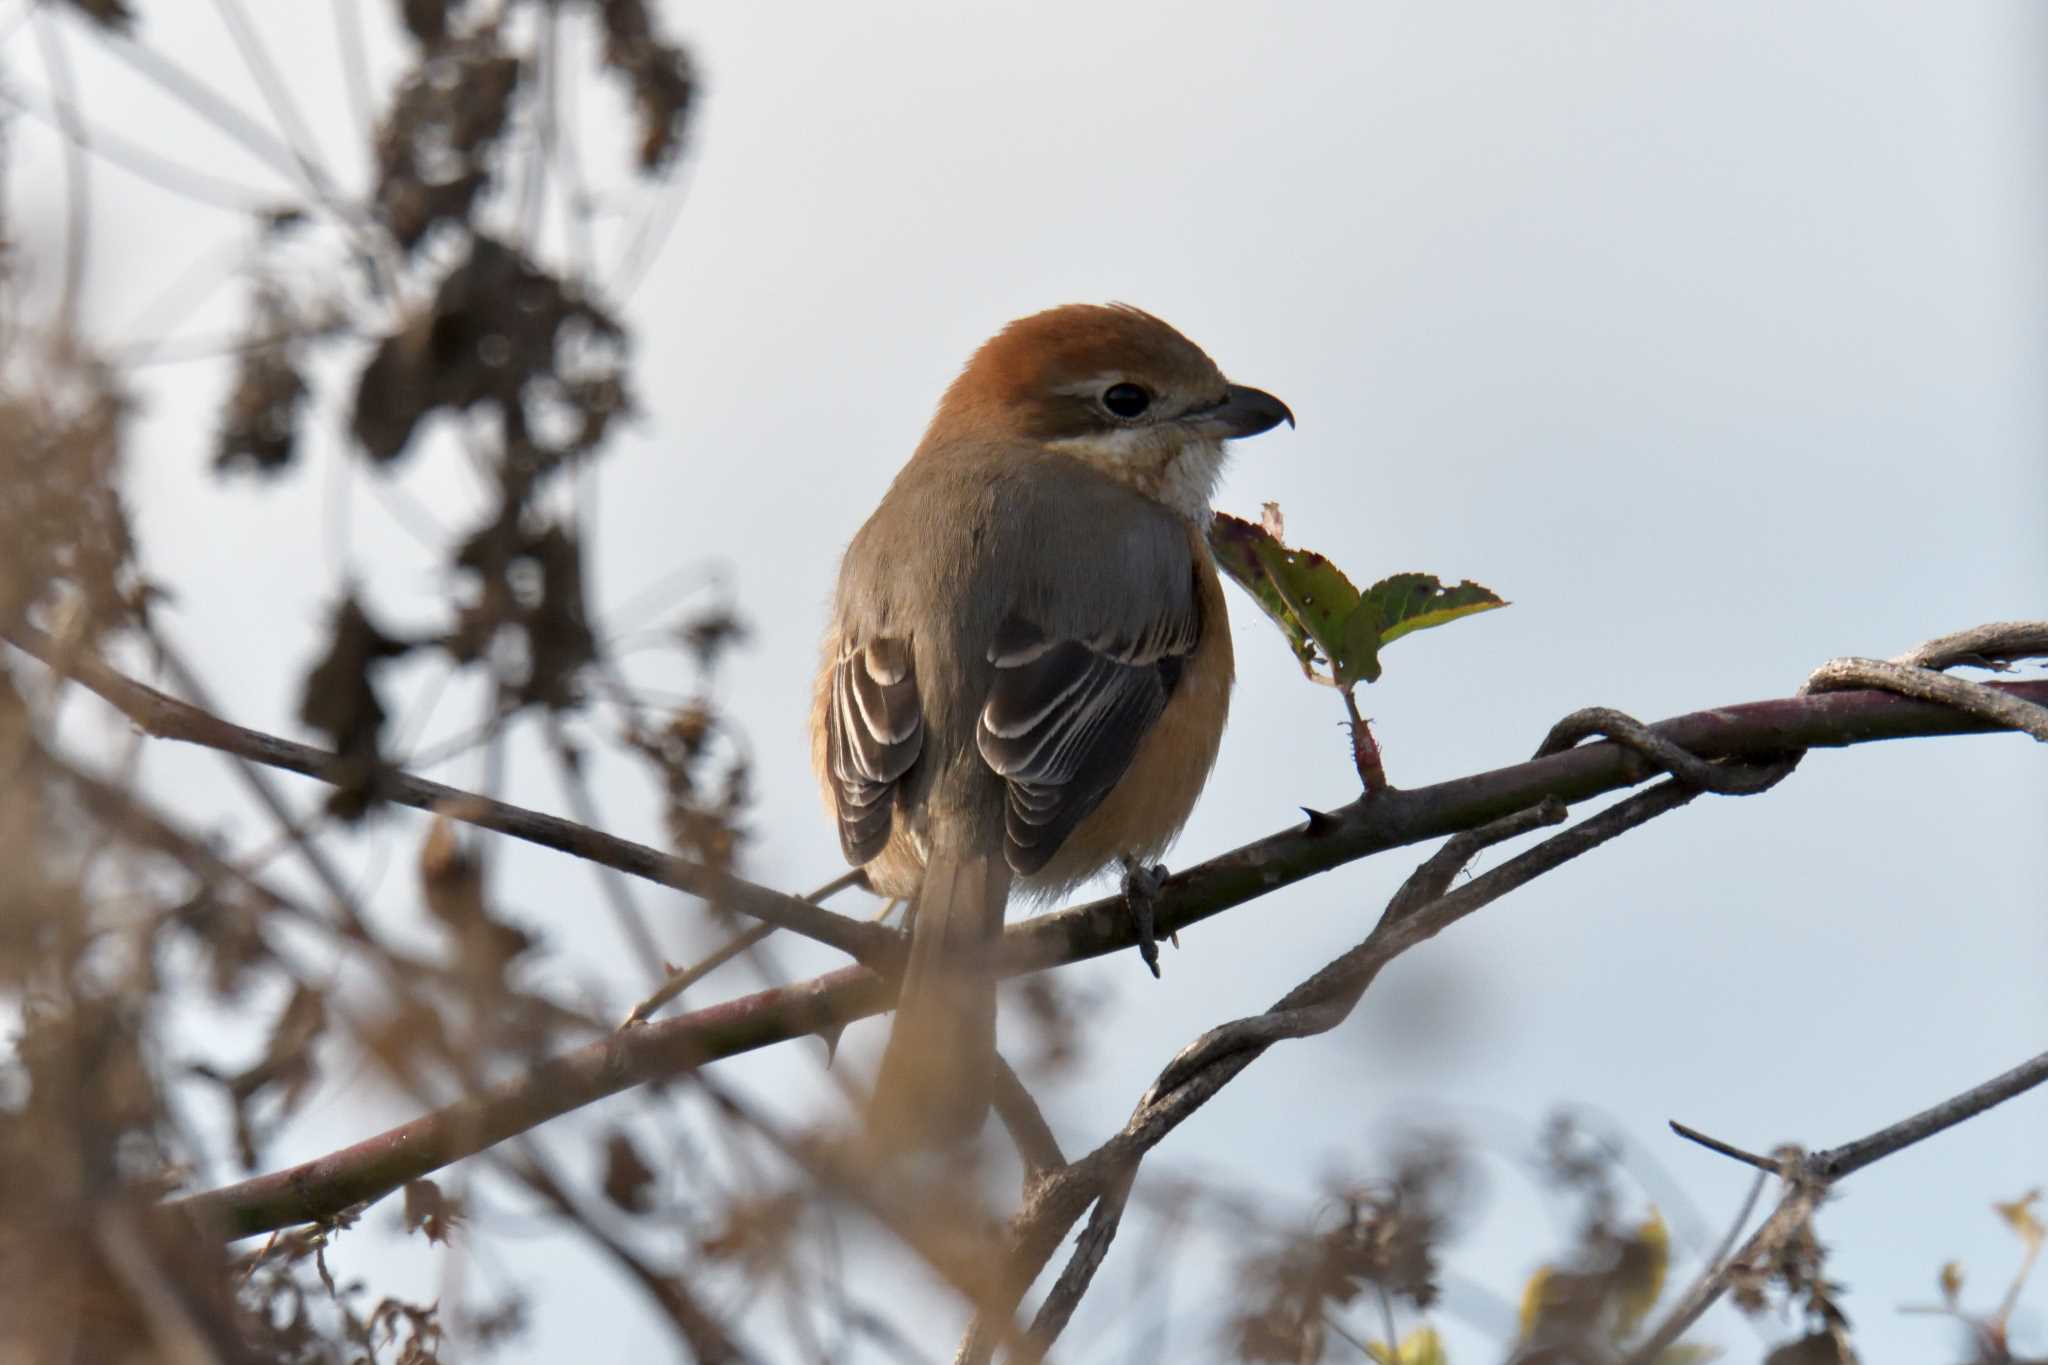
[927,303,1293,520]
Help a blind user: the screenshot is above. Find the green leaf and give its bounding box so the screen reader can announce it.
[1209,510,1362,681]
[1209,510,1506,688]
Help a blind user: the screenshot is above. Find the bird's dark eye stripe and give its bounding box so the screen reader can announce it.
[1102,382,1150,418]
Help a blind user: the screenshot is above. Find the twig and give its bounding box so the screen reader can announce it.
[5,625,890,962]
[1647,1166,1767,1357]
[1801,619,2048,743]
[506,1151,751,1363]
[1534,706,1801,793]
[1808,1046,2048,1181]
[1666,1122,1782,1177]
[1628,1045,2048,1362]
[693,1080,1032,1360]
[170,963,892,1240]
[991,1058,1066,1178]
[31,11,89,335]
[210,0,336,200]
[1803,658,2048,742]
[975,782,1695,1359]
[622,869,869,1026]
[545,714,666,980]
[1893,620,2048,672]
[979,726,1814,1361]
[142,627,382,945]
[1019,1161,1135,1362]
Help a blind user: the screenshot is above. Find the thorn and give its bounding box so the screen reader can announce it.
[1668,1120,1781,1175]
[818,1023,844,1068]
[1300,806,1339,836]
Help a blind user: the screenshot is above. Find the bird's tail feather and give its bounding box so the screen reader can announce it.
[871,845,1010,1144]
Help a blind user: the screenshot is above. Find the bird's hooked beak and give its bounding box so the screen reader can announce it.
[1188,384,1295,440]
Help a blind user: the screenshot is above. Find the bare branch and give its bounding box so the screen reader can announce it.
[1892,620,2048,672]
[622,869,870,1027]
[1801,618,2048,742]
[5,624,892,962]
[1666,1121,1783,1177]
[1803,656,2048,742]
[992,1058,1066,1178]
[1629,1044,2048,1361]
[1809,1046,2048,1182]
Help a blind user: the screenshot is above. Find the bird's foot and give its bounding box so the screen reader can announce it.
[1120,858,1169,979]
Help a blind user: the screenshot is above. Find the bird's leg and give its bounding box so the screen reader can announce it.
[1119,856,1169,979]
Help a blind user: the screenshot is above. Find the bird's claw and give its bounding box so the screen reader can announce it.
[1120,859,1168,979]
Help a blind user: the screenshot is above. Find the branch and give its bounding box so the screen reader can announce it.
[974,779,1698,1359]
[5,624,891,963]
[1628,1045,2048,1361]
[165,661,2048,1240]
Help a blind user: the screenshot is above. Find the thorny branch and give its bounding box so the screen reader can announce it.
[960,622,2043,1361]
[98,621,2041,1250]
[963,778,1711,1363]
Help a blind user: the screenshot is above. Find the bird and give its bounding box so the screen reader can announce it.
[811,303,1292,1142]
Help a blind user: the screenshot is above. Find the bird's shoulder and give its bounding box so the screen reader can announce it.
[835,439,1205,654]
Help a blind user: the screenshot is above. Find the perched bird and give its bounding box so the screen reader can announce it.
[812,304,1292,1140]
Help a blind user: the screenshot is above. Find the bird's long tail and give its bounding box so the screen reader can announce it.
[870,843,1011,1144]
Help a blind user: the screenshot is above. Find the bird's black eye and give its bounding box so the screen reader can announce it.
[1101,382,1151,419]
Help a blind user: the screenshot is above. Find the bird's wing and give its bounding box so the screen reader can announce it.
[824,635,923,865]
[976,523,1203,877]
[966,470,1204,875]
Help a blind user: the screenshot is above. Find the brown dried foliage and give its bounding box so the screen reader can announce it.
[373,27,522,252]
[0,353,141,642]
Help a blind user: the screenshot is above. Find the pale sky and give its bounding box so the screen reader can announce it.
[13,2,2046,1361]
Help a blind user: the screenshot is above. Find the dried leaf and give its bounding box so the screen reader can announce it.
[403,1177,463,1244]
[61,0,134,29]
[373,32,520,250]
[601,1130,656,1213]
[0,358,140,640]
[1762,1331,1854,1365]
[213,281,310,477]
[1994,1190,2044,1250]
[297,596,409,820]
[351,237,625,467]
[419,816,485,929]
[593,0,697,171]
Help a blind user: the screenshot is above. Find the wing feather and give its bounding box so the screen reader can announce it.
[825,637,923,864]
[977,598,1200,875]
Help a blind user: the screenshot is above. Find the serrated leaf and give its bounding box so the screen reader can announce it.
[1365,572,1509,650]
[1209,511,1506,689]
[1209,511,1362,680]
